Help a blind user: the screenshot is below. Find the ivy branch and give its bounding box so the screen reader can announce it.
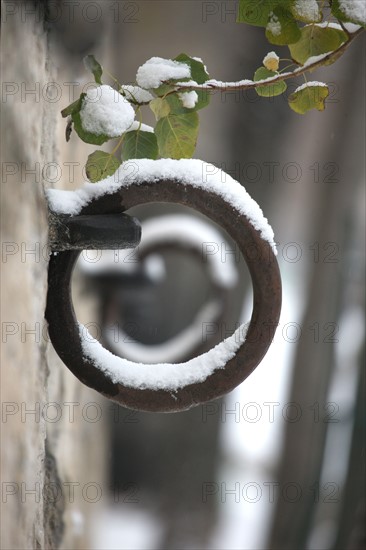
[61,0,365,182]
[172,27,364,93]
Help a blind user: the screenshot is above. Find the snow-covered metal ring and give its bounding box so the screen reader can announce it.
[46,159,281,412]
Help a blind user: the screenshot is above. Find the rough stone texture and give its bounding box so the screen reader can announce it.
[1,2,106,548]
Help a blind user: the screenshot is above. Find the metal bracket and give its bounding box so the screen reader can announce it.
[48,212,141,251]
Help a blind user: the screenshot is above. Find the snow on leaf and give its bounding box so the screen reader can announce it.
[120,85,154,104]
[332,0,366,27]
[254,67,287,97]
[178,91,199,109]
[265,6,301,45]
[77,85,135,144]
[289,25,348,65]
[174,53,210,83]
[288,82,329,114]
[136,57,191,89]
[263,51,280,71]
[237,0,290,27]
[174,53,211,110]
[291,0,321,23]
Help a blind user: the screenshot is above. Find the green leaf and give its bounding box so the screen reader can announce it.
[150,98,171,120]
[61,97,82,118]
[174,53,211,111]
[153,83,176,97]
[65,119,73,142]
[72,110,111,146]
[254,67,287,97]
[265,7,301,45]
[165,89,210,113]
[155,112,199,159]
[174,53,209,83]
[289,25,348,65]
[331,0,366,27]
[85,151,121,183]
[291,1,322,23]
[288,83,329,114]
[237,0,290,27]
[83,55,103,84]
[122,130,159,161]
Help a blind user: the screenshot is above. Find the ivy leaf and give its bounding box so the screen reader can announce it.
[65,118,73,142]
[174,53,209,83]
[162,91,206,115]
[289,25,348,65]
[288,83,329,114]
[265,7,301,45]
[174,53,210,111]
[331,0,366,27]
[83,54,103,84]
[254,67,287,97]
[85,151,121,183]
[153,83,177,97]
[237,0,290,27]
[291,1,322,23]
[69,93,114,145]
[61,97,82,118]
[153,54,211,110]
[122,130,159,161]
[72,110,111,145]
[150,98,171,120]
[155,112,199,159]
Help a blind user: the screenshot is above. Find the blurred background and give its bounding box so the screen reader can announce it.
[1,1,365,549]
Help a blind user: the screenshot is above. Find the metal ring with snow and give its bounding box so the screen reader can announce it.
[78,214,239,364]
[46,159,281,412]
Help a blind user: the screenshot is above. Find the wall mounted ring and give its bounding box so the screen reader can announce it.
[46,169,282,412]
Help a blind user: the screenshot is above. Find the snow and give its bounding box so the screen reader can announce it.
[78,248,139,274]
[314,22,345,30]
[80,321,247,390]
[78,212,240,365]
[80,85,135,138]
[120,85,154,104]
[294,81,328,93]
[136,57,191,89]
[267,13,281,36]
[192,56,209,73]
[298,52,333,68]
[142,253,166,282]
[77,213,239,288]
[293,0,320,21]
[343,22,362,32]
[263,51,279,71]
[338,0,366,25]
[137,214,239,288]
[178,91,198,108]
[47,159,277,253]
[176,79,200,87]
[126,121,154,133]
[104,300,224,364]
[263,51,279,63]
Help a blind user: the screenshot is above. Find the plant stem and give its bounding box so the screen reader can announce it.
[172,28,363,92]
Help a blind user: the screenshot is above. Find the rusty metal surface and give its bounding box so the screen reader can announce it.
[48,213,141,251]
[45,179,282,412]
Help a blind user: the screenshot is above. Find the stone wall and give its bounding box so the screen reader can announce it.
[1,2,106,548]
